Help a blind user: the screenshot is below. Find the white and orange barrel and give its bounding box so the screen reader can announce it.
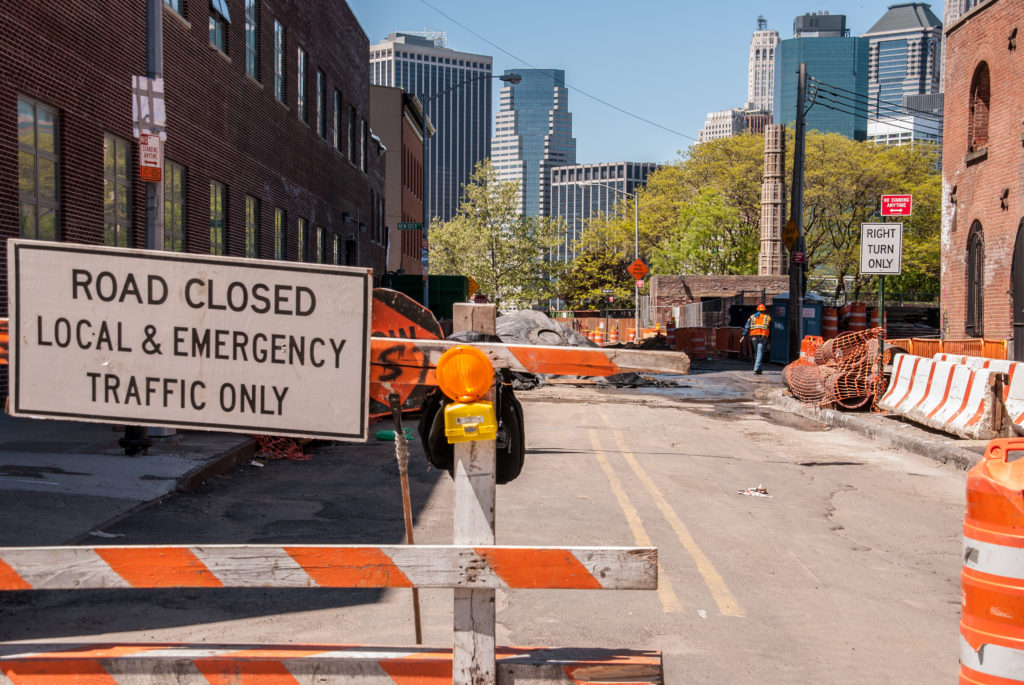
[848,302,867,332]
[666,318,676,349]
[961,438,1024,683]
[690,329,706,359]
[822,307,838,340]
[609,326,619,345]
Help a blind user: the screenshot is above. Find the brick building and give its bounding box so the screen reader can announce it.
[1,0,385,398]
[940,0,1024,358]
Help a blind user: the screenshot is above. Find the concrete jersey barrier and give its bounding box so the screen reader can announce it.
[935,353,1024,435]
[881,354,1001,440]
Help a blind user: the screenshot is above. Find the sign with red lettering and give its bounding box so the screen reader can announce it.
[139,133,162,183]
[880,195,912,216]
[6,240,372,440]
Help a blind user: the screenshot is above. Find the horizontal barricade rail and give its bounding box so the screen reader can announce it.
[0,544,657,591]
[889,337,1007,361]
[880,354,1004,440]
[0,644,664,684]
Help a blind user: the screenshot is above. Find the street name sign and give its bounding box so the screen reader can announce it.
[859,222,903,275]
[880,194,912,216]
[397,222,422,231]
[6,240,372,440]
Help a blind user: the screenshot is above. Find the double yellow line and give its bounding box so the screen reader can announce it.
[589,413,744,617]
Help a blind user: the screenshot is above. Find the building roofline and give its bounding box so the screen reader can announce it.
[946,0,998,36]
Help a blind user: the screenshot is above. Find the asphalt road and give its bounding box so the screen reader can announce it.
[0,366,965,683]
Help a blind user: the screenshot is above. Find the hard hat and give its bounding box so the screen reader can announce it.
[757,303,767,311]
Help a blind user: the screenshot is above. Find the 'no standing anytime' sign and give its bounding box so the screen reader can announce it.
[7,240,372,440]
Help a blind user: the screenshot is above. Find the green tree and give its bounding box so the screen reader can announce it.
[428,160,564,310]
[556,251,635,309]
[650,186,759,275]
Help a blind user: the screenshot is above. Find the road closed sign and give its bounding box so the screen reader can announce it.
[859,222,903,275]
[6,240,372,440]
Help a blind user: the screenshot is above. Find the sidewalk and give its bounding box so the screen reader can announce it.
[758,385,988,469]
[0,414,254,546]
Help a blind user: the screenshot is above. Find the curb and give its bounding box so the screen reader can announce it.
[175,436,258,493]
[757,387,985,470]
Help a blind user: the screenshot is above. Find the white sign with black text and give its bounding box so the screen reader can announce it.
[7,240,372,440]
[859,222,903,275]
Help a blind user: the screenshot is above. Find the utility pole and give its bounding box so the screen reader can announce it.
[787,63,807,363]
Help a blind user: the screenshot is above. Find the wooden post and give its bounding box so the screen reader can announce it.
[451,303,497,684]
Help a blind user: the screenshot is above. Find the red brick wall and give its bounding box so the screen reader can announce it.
[0,0,383,398]
[400,114,424,274]
[942,0,1024,345]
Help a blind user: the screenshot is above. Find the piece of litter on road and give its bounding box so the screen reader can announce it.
[738,484,771,497]
[89,530,124,538]
[249,460,265,468]
[697,610,707,619]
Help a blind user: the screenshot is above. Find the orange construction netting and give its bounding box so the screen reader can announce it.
[253,434,311,461]
[782,328,887,410]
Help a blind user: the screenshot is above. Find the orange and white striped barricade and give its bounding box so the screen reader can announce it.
[0,318,8,366]
[822,307,838,340]
[879,354,925,414]
[961,438,1024,684]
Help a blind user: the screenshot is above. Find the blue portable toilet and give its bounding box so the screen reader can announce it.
[769,293,824,365]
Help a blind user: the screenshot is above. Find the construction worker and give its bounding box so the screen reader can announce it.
[741,303,771,374]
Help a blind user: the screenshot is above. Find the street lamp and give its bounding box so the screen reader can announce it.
[418,73,522,306]
[580,181,641,342]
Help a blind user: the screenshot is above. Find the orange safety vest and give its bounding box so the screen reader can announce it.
[748,313,770,337]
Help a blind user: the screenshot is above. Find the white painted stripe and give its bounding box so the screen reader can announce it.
[964,537,1024,581]
[961,634,1024,680]
[191,546,316,587]
[3,547,131,589]
[384,545,505,588]
[282,659,401,683]
[102,659,210,684]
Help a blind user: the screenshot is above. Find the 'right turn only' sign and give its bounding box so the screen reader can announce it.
[860,222,903,275]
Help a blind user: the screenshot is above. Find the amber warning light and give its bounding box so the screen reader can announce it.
[435,345,494,403]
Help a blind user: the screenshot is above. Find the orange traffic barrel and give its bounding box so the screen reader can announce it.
[690,328,706,359]
[822,307,838,340]
[666,318,676,349]
[848,302,867,332]
[961,438,1024,683]
[609,326,619,345]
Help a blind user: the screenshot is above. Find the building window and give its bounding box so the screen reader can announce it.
[348,105,356,162]
[344,237,357,266]
[164,160,186,252]
[244,0,259,80]
[966,221,985,337]
[296,217,307,261]
[333,91,342,151]
[315,226,324,263]
[360,118,367,172]
[317,70,326,138]
[103,133,131,247]
[244,195,259,258]
[333,235,340,264]
[968,62,990,152]
[273,20,286,102]
[297,47,307,123]
[17,96,59,241]
[274,207,285,259]
[209,0,230,53]
[164,0,183,14]
[210,180,225,255]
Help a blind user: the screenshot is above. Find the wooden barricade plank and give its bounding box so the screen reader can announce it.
[0,545,657,591]
[0,644,664,684]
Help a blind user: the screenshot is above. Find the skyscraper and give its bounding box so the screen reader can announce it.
[369,32,492,229]
[491,69,576,217]
[548,162,659,263]
[863,3,942,117]
[698,108,746,142]
[748,16,780,114]
[945,0,982,23]
[774,13,870,140]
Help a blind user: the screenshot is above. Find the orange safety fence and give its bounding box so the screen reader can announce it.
[253,434,311,461]
[0,318,7,366]
[782,329,886,410]
[887,337,1008,361]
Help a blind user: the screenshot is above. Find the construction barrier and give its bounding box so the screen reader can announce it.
[0,318,7,366]
[666,317,675,350]
[715,327,743,358]
[889,338,1009,361]
[822,307,838,340]
[848,302,867,332]
[800,335,824,359]
[879,354,1005,440]
[961,438,1024,684]
[934,354,1024,435]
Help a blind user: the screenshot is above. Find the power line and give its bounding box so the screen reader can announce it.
[808,76,944,119]
[815,85,944,122]
[812,99,943,140]
[415,0,701,143]
[810,87,944,135]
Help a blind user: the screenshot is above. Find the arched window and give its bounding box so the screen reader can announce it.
[968,62,991,152]
[966,222,985,336]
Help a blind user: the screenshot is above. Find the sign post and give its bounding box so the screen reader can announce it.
[860,222,903,396]
[626,259,648,342]
[7,241,372,440]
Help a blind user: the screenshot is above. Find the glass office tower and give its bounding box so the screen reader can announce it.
[863,3,942,118]
[369,33,492,229]
[491,69,576,216]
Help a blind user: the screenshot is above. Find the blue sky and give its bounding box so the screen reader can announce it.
[348,0,907,165]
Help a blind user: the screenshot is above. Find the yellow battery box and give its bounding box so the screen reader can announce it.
[444,401,498,443]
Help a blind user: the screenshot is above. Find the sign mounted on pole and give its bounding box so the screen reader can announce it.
[139,133,162,183]
[626,258,649,281]
[131,75,166,141]
[7,240,373,440]
[880,194,912,216]
[397,222,422,231]
[781,218,799,251]
[859,222,903,275]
